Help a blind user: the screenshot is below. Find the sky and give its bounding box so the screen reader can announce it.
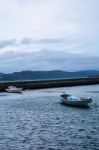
[0,0,99,73]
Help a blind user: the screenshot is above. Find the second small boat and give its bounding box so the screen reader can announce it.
[6,86,22,93]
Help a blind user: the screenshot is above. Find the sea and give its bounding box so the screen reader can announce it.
[0,84,99,150]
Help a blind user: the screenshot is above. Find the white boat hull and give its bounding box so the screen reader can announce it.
[60,97,90,107]
[6,89,22,93]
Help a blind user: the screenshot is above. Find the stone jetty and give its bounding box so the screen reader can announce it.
[0,77,99,92]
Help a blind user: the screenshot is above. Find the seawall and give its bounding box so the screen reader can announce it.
[0,77,99,92]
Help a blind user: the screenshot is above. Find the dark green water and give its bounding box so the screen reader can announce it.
[0,85,99,150]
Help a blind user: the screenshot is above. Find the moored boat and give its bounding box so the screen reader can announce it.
[6,86,22,93]
[60,93,92,107]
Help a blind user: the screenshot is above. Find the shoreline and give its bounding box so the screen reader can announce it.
[0,77,99,92]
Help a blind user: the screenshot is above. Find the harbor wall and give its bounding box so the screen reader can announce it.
[0,77,99,92]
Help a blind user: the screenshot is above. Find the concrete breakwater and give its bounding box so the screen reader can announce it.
[0,77,99,92]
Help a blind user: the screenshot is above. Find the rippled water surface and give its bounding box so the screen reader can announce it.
[0,85,99,150]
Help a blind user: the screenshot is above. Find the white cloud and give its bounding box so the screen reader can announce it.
[0,0,99,72]
[1,0,98,40]
[0,39,16,48]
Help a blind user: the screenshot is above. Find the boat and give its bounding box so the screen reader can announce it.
[60,93,92,107]
[6,86,22,93]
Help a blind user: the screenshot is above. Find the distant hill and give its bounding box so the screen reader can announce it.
[0,70,99,81]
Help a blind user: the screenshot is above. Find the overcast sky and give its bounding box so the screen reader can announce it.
[0,0,99,73]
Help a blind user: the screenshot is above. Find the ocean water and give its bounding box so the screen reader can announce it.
[0,85,99,150]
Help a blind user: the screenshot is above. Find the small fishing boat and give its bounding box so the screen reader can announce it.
[60,93,92,107]
[6,86,22,93]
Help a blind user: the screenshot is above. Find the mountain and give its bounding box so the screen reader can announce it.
[0,73,6,79]
[0,70,99,81]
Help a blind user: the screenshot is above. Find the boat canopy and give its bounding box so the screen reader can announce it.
[68,95,81,101]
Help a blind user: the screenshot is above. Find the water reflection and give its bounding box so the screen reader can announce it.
[0,84,99,150]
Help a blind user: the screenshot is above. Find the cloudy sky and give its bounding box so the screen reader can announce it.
[0,0,99,73]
